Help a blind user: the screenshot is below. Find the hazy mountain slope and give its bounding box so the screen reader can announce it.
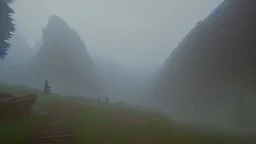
[1,15,105,96]
[4,31,36,65]
[92,54,158,104]
[155,0,256,130]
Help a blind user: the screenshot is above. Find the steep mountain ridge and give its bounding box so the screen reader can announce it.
[155,0,256,130]
[1,15,105,97]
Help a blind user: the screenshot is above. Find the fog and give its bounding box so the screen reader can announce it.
[11,0,222,67]
[2,0,222,100]
[5,0,251,133]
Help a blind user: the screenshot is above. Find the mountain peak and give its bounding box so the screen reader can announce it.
[30,14,105,96]
[48,15,66,24]
[44,15,69,32]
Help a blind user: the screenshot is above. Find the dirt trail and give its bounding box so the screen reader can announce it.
[26,101,82,144]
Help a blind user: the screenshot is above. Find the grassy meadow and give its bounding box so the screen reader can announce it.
[0,83,256,144]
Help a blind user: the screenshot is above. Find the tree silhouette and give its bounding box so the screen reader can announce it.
[0,0,15,59]
[44,78,51,94]
[97,96,100,101]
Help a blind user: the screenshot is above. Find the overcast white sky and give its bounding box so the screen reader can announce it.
[11,0,223,67]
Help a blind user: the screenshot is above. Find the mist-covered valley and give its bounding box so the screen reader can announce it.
[0,15,158,106]
[2,0,256,137]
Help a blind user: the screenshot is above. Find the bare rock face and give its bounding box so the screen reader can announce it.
[155,0,256,130]
[0,92,15,100]
[0,93,38,121]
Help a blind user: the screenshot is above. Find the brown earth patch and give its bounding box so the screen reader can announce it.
[0,93,38,122]
[26,101,83,144]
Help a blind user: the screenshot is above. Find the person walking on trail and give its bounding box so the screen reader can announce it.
[106,96,108,103]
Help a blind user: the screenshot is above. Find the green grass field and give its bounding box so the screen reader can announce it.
[71,106,184,144]
[0,83,62,144]
[0,115,41,144]
[71,102,256,144]
[1,83,256,144]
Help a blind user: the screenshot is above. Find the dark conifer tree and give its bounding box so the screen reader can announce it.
[0,0,15,58]
[44,78,51,94]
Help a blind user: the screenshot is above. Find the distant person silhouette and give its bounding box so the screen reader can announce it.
[106,96,108,103]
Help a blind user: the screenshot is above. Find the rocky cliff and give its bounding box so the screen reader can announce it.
[155,0,256,130]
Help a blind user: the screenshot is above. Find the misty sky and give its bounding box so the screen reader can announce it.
[11,0,223,67]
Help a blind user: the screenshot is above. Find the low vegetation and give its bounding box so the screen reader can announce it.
[71,101,256,144]
[0,83,62,143]
[0,115,41,144]
[0,83,256,144]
